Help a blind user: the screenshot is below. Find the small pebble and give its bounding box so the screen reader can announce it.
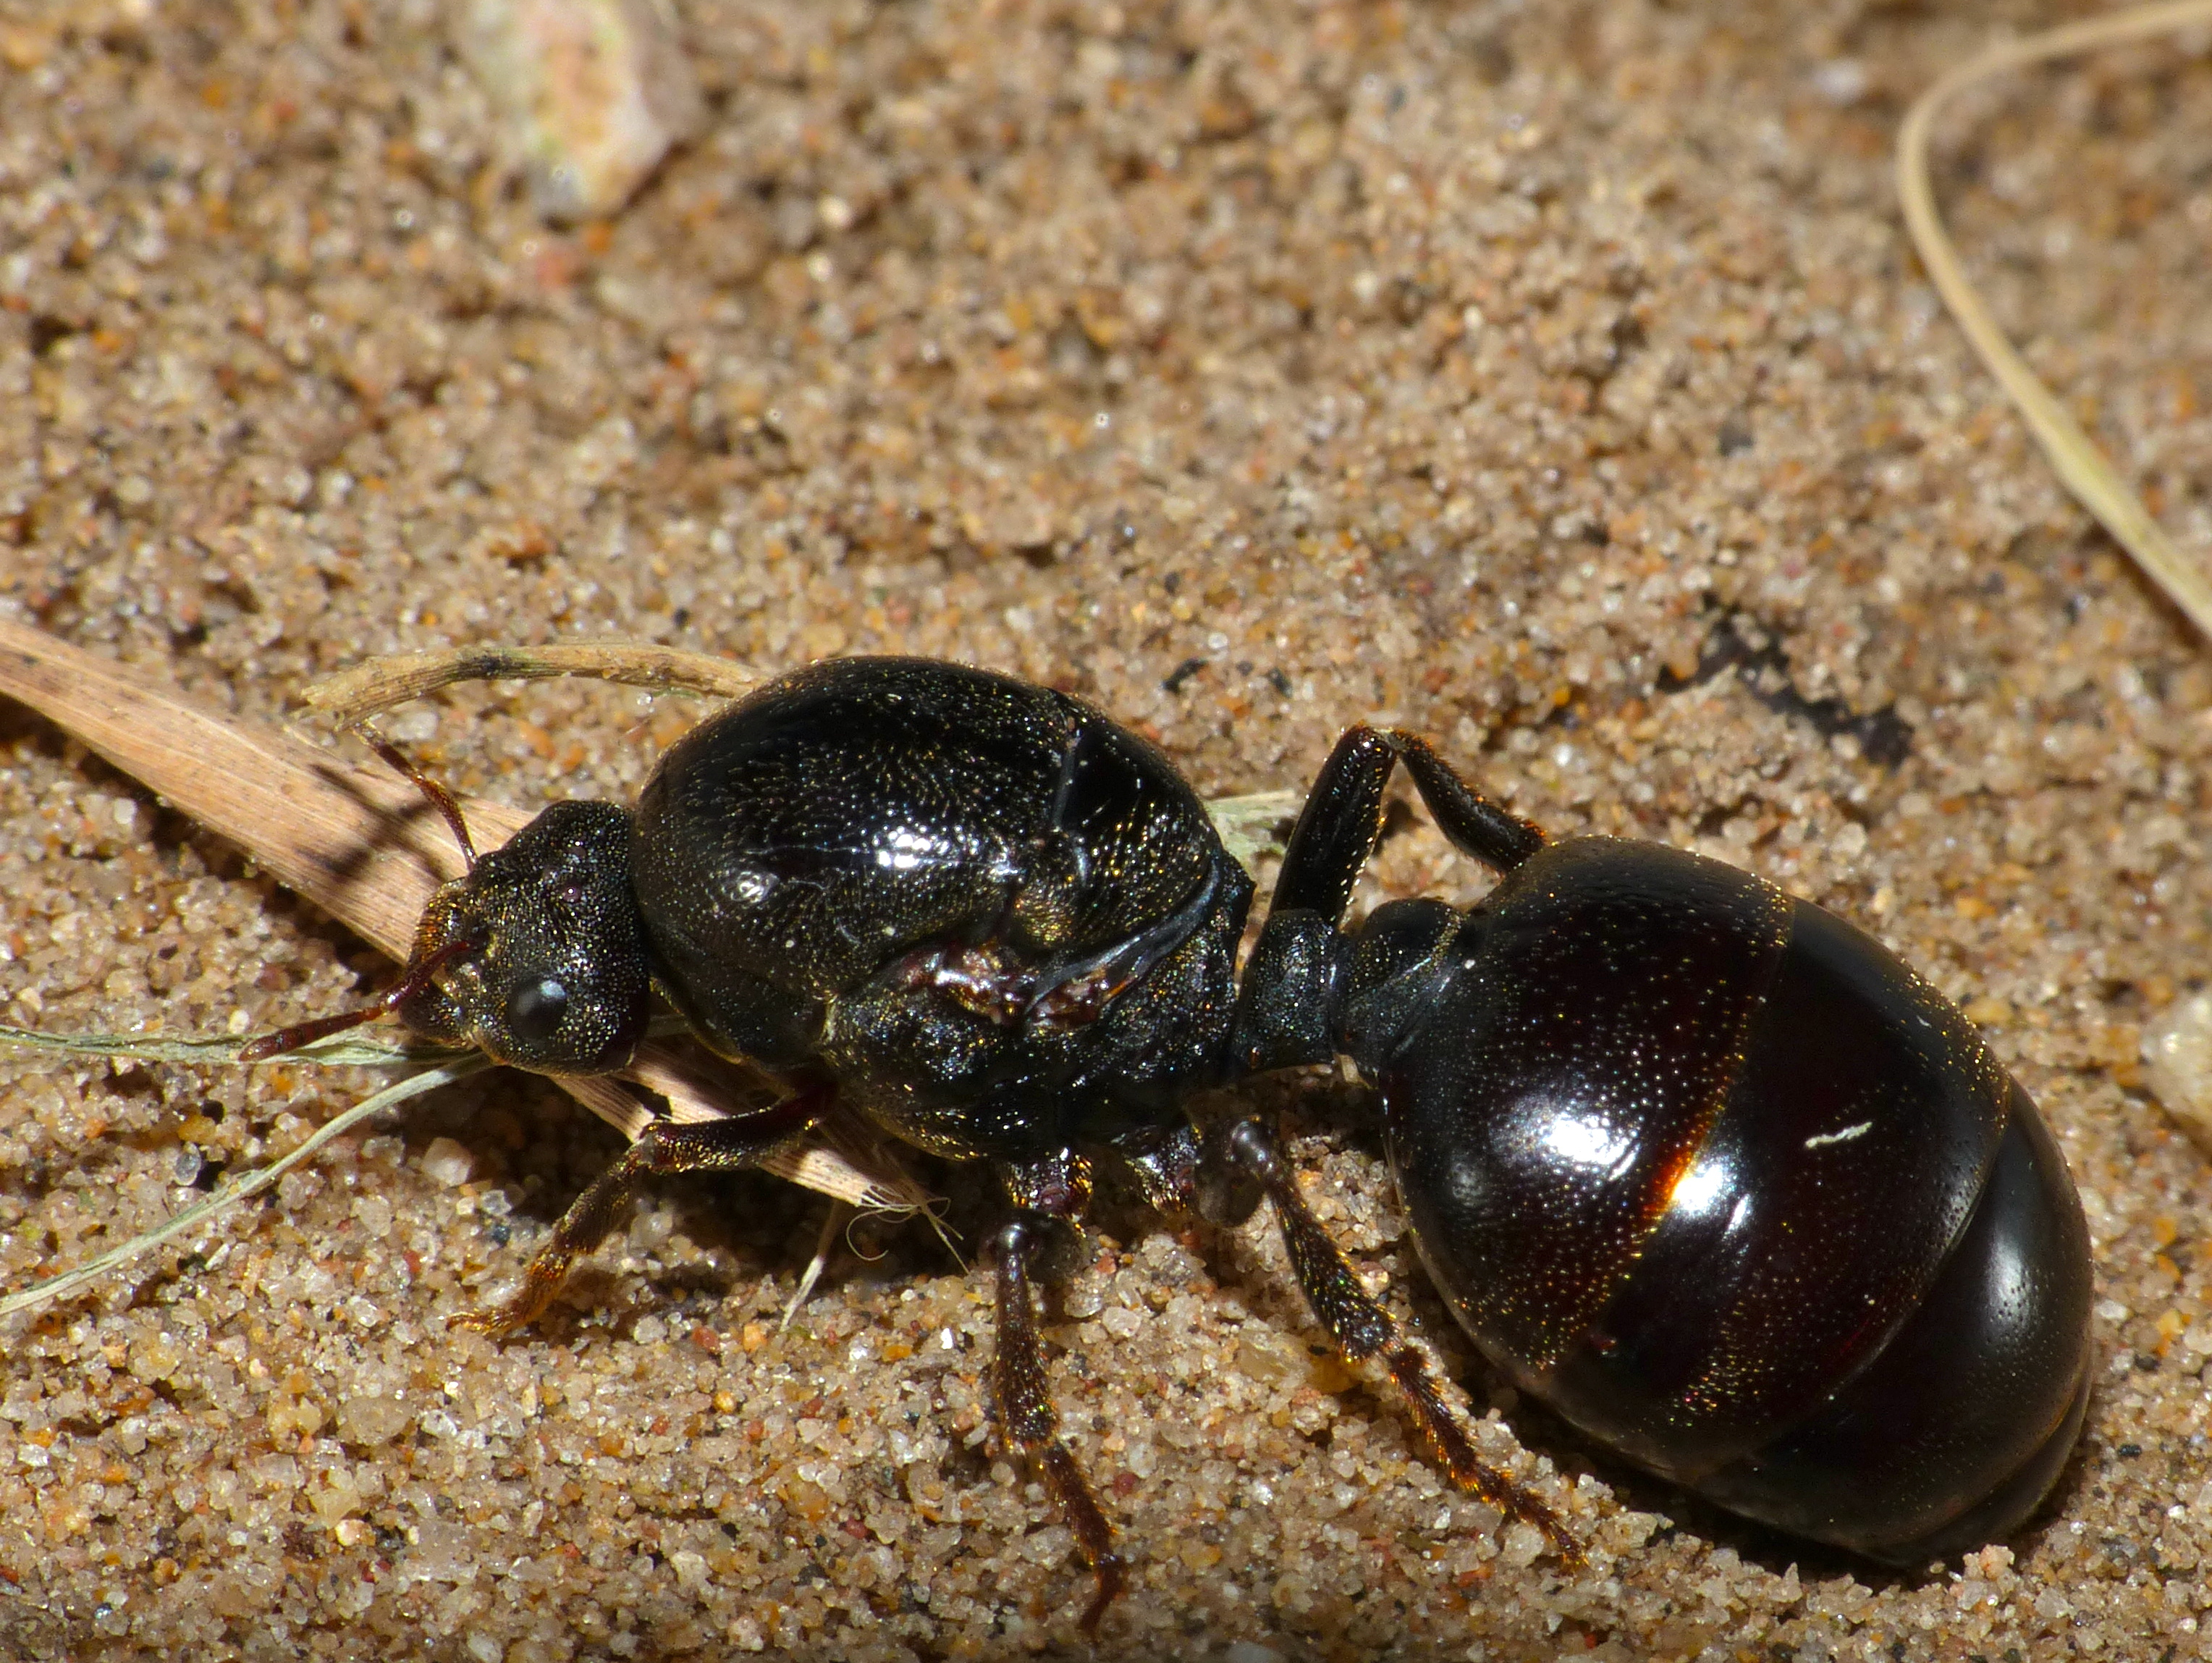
[453,0,704,220]
[420,1137,476,1187]
[2144,992,2212,1155]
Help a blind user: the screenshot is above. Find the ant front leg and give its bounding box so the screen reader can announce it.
[1201,1118,1584,1569]
[989,1152,1125,1634]
[453,1085,828,1336]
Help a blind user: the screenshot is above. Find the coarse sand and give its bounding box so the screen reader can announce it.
[2,1,2211,1658]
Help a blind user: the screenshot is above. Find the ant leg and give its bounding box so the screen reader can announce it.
[452,1087,827,1336]
[1207,1117,1584,1568]
[994,1217,1124,1633]
[1386,729,1546,874]
[989,1153,1124,1634]
[1273,728,1542,921]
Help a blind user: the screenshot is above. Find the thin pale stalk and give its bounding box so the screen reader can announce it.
[303,640,767,727]
[0,1055,491,1320]
[1896,0,2212,641]
[0,1022,470,1070]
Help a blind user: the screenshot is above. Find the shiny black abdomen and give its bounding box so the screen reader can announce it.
[630,658,1252,1158]
[1380,837,2092,1562]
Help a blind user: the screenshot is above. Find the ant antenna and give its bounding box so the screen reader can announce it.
[235,731,481,1064]
[351,724,478,869]
[237,936,478,1063]
[233,725,484,1066]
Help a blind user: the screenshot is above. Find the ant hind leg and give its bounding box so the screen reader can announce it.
[1203,1116,1584,1568]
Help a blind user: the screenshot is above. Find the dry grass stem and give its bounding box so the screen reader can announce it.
[1897,0,2212,640]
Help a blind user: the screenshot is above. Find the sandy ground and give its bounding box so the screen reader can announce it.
[1,0,2211,1658]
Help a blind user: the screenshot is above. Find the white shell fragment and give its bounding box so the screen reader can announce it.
[453,0,704,222]
[2143,991,2212,1155]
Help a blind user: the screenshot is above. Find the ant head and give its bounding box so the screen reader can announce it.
[242,747,653,1076]
[397,799,653,1076]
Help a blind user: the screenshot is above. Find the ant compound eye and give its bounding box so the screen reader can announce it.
[505,976,570,1045]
